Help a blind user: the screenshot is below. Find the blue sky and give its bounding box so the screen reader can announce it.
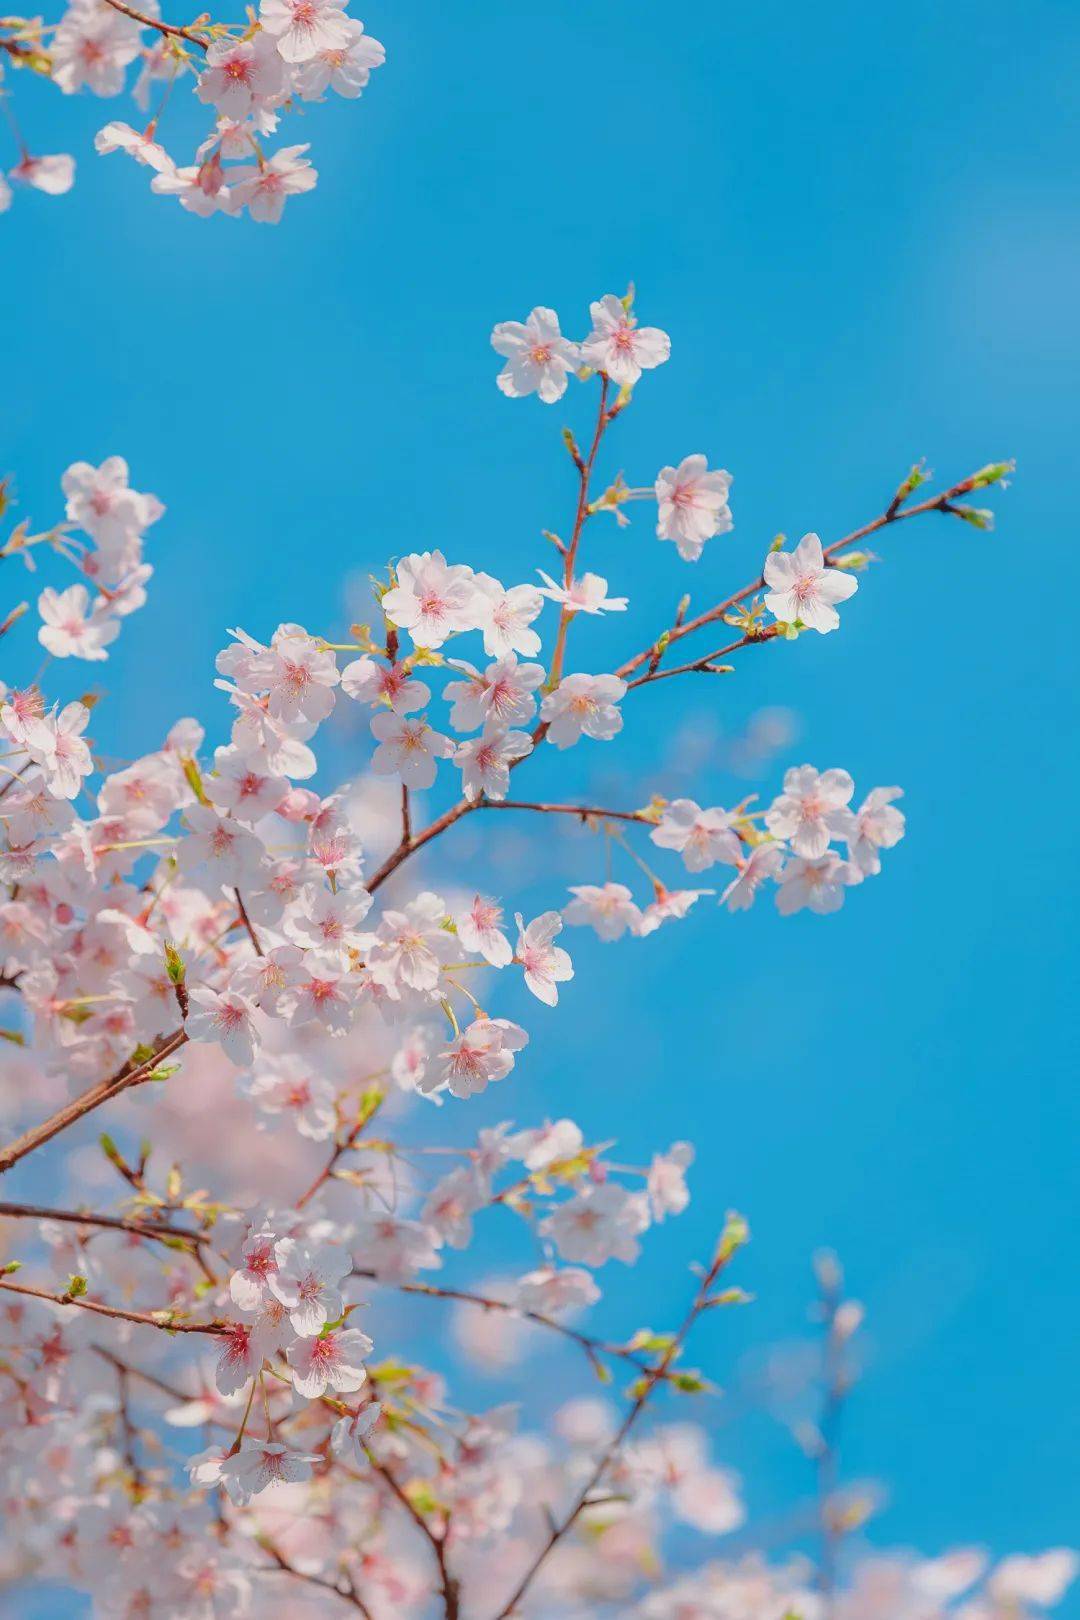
[3,0,1079,1603]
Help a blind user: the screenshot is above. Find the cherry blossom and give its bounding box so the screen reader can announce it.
[426,1016,529,1101]
[542,1182,651,1266]
[563,881,643,941]
[269,1241,350,1335]
[651,798,742,871]
[246,1056,338,1138]
[196,34,284,119]
[0,297,1020,1620]
[514,910,574,1005]
[287,1325,372,1397]
[540,672,626,748]
[340,654,430,713]
[258,0,351,62]
[371,710,455,788]
[655,454,734,561]
[537,569,628,615]
[185,984,259,1066]
[295,16,385,97]
[455,726,533,801]
[218,1441,321,1504]
[381,551,481,648]
[847,785,906,876]
[580,293,671,387]
[9,152,76,195]
[36,584,119,661]
[763,532,859,633]
[647,1141,695,1220]
[719,842,785,911]
[23,702,93,800]
[765,765,856,859]
[474,575,545,658]
[776,851,853,916]
[491,306,581,403]
[229,143,318,223]
[93,120,172,170]
[330,1399,382,1462]
[456,894,513,967]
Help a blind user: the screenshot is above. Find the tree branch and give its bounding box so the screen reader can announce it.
[489,1226,745,1620]
[0,1275,228,1334]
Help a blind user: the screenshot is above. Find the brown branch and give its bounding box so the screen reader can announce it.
[481,799,651,825]
[295,1090,385,1209]
[616,472,989,683]
[0,1198,212,1248]
[0,1276,228,1334]
[352,1270,681,1383]
[625,630,777,689]
[366,466,998,907]
[260,1537,373,1616]
[100,0,211,49]
[0,1027,188,1176]
[489,1229,744,1620]
[233,888,264,957]
[364,1448,459,1618]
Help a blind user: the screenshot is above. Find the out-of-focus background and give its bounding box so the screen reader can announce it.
[2,0,1079,1607]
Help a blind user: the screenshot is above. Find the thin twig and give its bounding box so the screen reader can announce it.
[0,1276,228,1334]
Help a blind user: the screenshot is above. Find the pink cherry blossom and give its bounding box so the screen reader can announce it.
[258,0,351,62]
[287,1325,372,1397]
[563,882,643,942]
[580,293,671,387]
[765,764,856,859]
[381,551,481,648]
[491,307,581,403]
[370,710,455,788]
[542,1182,651,1266]
[776,851,854,916]
[229,143,318,223]
[514,910,574,1006]
[37,584,119,661]
[537,569,628,616]
[540,672,626,748]
[719,842,785,911]
[455,726,533,801]
[186,984,260,1067]
[295,16,385,98]
[655,454,733,561]
[9,152,76,195]
[650,797,742,871]
[763,532,858,633]
[846,785,906,876]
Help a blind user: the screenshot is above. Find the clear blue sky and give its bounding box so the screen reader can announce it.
[3,0,1079,1603]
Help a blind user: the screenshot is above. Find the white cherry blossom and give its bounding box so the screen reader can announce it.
[763,532,858,633]
[655,454,733,561]
[540,672,626,749]
[580,293,671,387]
[491,306,580,403]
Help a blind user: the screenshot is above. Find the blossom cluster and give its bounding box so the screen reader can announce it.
[0,0,383,220]
[0,291,1022,1616]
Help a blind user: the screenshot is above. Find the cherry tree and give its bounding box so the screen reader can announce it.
[0,290,1066,1620]
[0,0,384,218]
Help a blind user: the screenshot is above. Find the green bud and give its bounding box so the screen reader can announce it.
[970,459,1015,489]
[1,1260,23,1276]
[180,756,209,807]
[715,1209,750,1265]
[66,1275,88,1298]
[163,941,185,986]
[952,504,995,531]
